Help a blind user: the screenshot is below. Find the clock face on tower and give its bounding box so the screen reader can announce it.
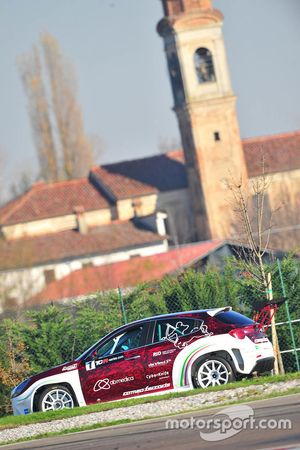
[167,52,185,106]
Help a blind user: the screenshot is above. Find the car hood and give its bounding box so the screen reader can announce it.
[29,360,79,383]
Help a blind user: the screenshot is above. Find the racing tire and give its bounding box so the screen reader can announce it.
[37,385,75,412]
[192,355,235,389]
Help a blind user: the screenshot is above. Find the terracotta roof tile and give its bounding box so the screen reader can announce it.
[91,151,188,200]
[0,178,110,226]
[1,131,300,226]
[243,130,300,177]
[0,221,164,270]
[30,240,223,303]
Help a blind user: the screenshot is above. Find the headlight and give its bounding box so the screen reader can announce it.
[11,378,31,399]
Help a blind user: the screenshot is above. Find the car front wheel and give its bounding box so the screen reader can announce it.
[193,356,235,388]
[37,386,75,412]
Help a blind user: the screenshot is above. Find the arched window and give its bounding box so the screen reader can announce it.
[194,48,216,83]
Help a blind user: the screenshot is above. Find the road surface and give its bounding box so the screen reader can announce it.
[3,394,300,450]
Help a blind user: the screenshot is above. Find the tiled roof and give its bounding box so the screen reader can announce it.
[0,221,164,270]
[243,131,300,177]
[30,240,224,303]
[90,150,187,200]
[91,131,300,200]
[1,131,300,227]
[0,178,110,226]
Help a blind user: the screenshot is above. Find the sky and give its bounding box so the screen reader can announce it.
[1,0,300,197]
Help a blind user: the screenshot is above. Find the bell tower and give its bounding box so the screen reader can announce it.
[157,0,248,240]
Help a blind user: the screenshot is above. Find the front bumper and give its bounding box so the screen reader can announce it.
[11,396,32,415]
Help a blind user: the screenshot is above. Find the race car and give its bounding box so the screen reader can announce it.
[11,306,274,415]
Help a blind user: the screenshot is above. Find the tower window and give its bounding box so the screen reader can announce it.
[214,131,221,141]
[194,47,216,84]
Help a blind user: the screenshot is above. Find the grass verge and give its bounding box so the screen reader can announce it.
[2,385,300,447]
[0,372,299,431]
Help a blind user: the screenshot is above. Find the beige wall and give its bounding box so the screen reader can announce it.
[157,189,194,244]
[0,240,168,312]
[116,195,158,221]
[250,169,300,250]
[2,208,112,239]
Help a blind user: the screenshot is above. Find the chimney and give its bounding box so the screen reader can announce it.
[74,206,88,235]
[156,211,168,236]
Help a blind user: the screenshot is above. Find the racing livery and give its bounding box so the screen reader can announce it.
[11,307,275,415]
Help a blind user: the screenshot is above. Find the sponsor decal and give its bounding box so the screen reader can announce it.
[163,321,213,350]
[148,359,171,368]
[254,337,269,344]
[85,354,124,371]
[153,349,176,357]
[146,371,169,380]
[94,378,110,391]
[62,363,77,372]
[123,383,171,397]
[93,376,134,391]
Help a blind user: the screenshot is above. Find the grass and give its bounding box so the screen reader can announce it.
[2,383,300,447]
[0,372,299,431]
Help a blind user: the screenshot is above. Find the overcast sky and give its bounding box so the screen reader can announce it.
[1,0,300,195]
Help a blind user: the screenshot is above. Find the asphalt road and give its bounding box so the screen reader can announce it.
[3,394,300,450]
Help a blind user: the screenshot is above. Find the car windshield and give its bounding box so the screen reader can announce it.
[97,327,143,357]
[75,326,143,361]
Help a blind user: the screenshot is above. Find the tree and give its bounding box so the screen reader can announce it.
[19,45,58,182]
[19,32,95,182]
[227,155,284,374]
[0,319,31,415]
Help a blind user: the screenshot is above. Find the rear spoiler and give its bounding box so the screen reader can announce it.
[252,298,286,331]
[207,306,232,317]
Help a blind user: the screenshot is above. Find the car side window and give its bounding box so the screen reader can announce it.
[97,326,144,357]
[153,318,199,344]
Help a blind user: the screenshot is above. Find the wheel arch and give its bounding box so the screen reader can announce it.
[191,350,236,378]
[190,350,237,388]
[32,382,79,412]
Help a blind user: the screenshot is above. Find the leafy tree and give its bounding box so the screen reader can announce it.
[0,319,31,415]
[124,284,167,322]
[22,306,73,372]
[71,293,122,358]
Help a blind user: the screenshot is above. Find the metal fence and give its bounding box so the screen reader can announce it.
[273,318,300,373]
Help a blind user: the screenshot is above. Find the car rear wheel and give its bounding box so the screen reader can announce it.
[193,356,235,388]
[37,386,74,412]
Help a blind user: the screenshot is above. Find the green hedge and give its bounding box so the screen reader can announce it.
[1,256,300,415]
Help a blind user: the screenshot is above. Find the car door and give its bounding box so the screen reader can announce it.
[78,324,148,405]
[143,317,208,390]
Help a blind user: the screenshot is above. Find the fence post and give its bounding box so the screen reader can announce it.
[118,287,127,324]
[277,259,300,372]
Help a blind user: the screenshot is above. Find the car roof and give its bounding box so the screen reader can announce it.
[75,307,233,361]
[120,306,232,330]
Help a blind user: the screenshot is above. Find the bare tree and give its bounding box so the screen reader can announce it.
[19,46,58,182]
[227,155,284,375]
[158,136,181,154]
[41,33,94,179]
[0,146,6,205]
[10,170,34,199]
[19,32,95,182]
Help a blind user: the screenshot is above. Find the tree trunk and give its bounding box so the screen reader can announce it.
[267,273,285,375]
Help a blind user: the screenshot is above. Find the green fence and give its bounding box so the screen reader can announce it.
[1,258,300,415]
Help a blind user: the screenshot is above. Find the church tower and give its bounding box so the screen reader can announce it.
[157,0,248,241]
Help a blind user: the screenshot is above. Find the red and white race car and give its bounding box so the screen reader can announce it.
[11,307,274,415]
